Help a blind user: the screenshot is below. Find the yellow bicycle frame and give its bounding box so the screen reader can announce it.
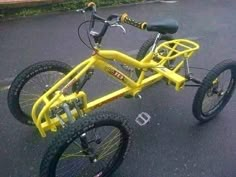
[32,39,199,137]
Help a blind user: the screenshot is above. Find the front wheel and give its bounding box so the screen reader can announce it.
[135,34,174,77]
[40,111,131,177]
[192,59,236,122]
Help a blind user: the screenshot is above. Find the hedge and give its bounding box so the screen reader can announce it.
[0,0,143,19]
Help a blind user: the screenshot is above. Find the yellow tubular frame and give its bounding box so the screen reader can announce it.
[32,39,200,137]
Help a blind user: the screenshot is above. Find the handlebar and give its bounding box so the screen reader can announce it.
[120,13,147,30]
[79,3,147,29]
[77,2,118,28]
[78,2,148,44]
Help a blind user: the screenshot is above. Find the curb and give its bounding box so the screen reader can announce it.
[0,0,177,20]
[0,0,176,9]
[0,0,63,9]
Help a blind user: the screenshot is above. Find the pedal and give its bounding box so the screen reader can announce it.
[135,112,151,126]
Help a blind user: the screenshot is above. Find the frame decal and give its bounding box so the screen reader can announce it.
[105,66,125,81]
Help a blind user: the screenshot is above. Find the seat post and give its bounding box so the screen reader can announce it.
[151,33,162,52]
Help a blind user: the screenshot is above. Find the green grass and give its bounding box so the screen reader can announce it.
[0,0,143,19]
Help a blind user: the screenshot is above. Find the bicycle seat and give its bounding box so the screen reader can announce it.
[146,19,178,34]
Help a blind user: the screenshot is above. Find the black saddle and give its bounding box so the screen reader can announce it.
[146,19,179,34]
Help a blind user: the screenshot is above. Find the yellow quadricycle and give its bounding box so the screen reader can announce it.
[7,2,236,177]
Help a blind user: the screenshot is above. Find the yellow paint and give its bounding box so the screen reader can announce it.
[31,39,200,137]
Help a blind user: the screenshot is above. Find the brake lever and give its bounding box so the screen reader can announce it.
[111,23,126,34]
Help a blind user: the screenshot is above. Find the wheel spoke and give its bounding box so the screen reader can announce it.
[20,97,38,104]
[40,113,130,177]
[96,129,119,149]
[96,130,121,160]
[28,75,47,91]
[37,72,49,88]
[20,101,37,108]
[54,128,123,177]
[97,141,120,160]
[202,94,219,113]
[60,151,88,160]
[19,71,66,116]
[20,92,41,97]
[202,68,233,115]
[96,130,120,151]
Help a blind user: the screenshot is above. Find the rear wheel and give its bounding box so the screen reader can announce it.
[40,111,131,177]
[192,59,236,122]
[7,60,74,125]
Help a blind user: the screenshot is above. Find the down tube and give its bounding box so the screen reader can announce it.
[94,59,138,88]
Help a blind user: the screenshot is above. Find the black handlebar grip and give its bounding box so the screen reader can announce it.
[120,13,147,30]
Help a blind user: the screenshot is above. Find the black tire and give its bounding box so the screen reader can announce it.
[40,111,131,177]
[7,60,73,126]
[135,34,174,77]
[192,59,236,122]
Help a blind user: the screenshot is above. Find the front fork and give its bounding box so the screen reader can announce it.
[54,68,99,162]
[80,132,102,163]
[80,133,96,162]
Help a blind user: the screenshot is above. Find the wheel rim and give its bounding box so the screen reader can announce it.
[201,69,234,117]
[55,125,124,177]
[19,71,65,117]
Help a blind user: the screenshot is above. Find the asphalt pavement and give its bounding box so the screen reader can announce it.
[0,0,236,177]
